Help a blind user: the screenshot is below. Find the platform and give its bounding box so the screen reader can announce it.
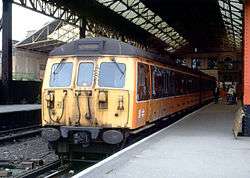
[0,104,41,113]
[0,104,41,131]
[74,103,250,178]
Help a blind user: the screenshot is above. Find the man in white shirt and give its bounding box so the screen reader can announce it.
[227,85,236,104]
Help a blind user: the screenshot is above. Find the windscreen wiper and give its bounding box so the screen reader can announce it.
[111,58,125,77]
[53,58,66,75]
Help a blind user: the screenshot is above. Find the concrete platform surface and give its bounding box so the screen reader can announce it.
[75,103,250,178]
[0,104,41,113]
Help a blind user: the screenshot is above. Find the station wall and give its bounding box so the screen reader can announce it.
[179,51,242,83]
[0,48,48,81]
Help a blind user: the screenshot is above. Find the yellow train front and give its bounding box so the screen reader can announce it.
[42,37,216,156]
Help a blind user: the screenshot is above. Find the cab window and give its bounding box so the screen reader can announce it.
[50,62,73,87]
[77,63,94,87]
[99,62,126,88]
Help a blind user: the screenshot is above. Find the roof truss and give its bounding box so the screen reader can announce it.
[96,0,188,52]
[218,0,243,49]
[12,0,150,50]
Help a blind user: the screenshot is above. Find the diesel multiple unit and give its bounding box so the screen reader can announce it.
[42,37,216,156]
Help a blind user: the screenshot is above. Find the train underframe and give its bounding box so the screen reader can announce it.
[43,125,129,160]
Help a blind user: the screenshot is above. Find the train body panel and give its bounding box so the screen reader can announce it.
[93,57,135,128]
[134,92,201,127]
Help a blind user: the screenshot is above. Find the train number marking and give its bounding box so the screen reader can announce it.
[138,109,145,119]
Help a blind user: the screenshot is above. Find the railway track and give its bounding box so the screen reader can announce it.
[16,160,66,178]
[0,125,42,144]
[0,125,40,136]
[0,105,206,177]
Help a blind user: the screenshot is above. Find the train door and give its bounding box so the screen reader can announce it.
[149,65,160,121]
[42,57,77,126]
[74,57,97,127]
[136,62,150,127]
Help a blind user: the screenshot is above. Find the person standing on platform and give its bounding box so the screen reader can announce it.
[213,85,219,103]
[227,85,236,104]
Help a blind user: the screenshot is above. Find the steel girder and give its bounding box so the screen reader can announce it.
[0,18,2,31]
[12,0,80,25]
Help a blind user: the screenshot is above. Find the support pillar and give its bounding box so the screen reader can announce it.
[79,18,86,39]
[243,0,250,136]
[2,0,12,103]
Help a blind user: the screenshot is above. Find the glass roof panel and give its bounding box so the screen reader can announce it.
[218,0,243,49]
[96,0,188,52]
[125,11,137,19]
[112,2,127,12]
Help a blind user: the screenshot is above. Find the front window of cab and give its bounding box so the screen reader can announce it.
[99,62,126,88]
[77,63,94,87]
[50,62,73,87]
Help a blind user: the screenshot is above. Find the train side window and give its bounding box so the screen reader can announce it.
[187,77,193,93]
[137,63,150,101]
[181,78,185,94]
[194,77,199,92]
[162,70,169,97]
[183,76,189,94]
[151,67,169,98]
[175,72,182,95]
[193,77,197,92]
[195,78,200,92]
[169,71,176,96]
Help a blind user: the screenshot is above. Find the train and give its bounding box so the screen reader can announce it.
[41,37,216,158]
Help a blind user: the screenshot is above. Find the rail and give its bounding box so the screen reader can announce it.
[0,126,42,144]
[16,160,64,178]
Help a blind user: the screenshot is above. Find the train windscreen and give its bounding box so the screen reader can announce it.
[49,62,73,87]
[77,62,94,87]
[98,62,126,88]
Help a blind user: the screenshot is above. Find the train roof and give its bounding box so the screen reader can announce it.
[49,37,169,62]
[49,37,216,81]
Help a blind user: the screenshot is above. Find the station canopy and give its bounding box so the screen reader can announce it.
[16,20,79,53]
[13,0,243,54]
